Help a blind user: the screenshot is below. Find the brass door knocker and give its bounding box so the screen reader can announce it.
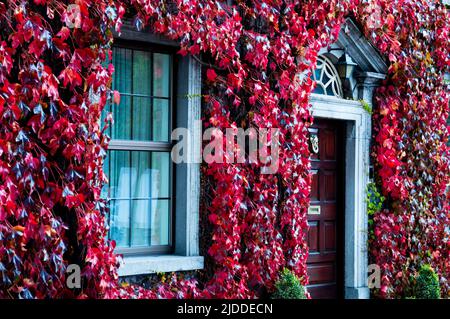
[309,134,319,154]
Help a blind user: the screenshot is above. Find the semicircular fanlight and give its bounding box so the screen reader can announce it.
[312,55,343,98]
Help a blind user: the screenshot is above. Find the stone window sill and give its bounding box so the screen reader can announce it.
[118,255,204,277]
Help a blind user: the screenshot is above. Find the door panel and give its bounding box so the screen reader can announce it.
[307,118,344,299]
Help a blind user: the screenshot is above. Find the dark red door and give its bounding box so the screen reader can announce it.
[306,118,344,299]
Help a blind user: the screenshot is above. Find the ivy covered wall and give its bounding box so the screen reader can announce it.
[0,0,448,299]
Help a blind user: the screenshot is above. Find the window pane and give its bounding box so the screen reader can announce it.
[152,99,169,142]
[322,73,331,86]
[114,47,132,95]
[133,50,151,96]
[131,151,151,198]
[109,151,132,199]
[153,53,170,97]
[109,199,130,247]
[314,68,321,81]
[132,96,152,141]
[151,199,170,245]
[151,152,170,198]
[326,86,334,96]
[111,95,131,140]
[314,85,325,95]
[131,199,151,246]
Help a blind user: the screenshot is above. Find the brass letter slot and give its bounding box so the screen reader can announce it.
[308,205,321,215]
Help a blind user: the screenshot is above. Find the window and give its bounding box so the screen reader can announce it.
[102,26,203,276]
[312,55,343,98]
[102,44,174,255]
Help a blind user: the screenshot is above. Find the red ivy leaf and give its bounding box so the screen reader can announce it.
[113,90,121,105]
[206,69,217,82]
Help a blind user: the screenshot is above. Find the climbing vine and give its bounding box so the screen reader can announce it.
[0,0,448,299]
[366,182,385,242]
[356,0,449,298]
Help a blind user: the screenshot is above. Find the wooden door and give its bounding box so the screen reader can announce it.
[306,118,345,299]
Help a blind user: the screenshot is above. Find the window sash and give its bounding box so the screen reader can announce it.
[109,140,172,152]
[115,245,173,256]
[117,92,171,99]
[106,44,174,143]
[106,150,174,254]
